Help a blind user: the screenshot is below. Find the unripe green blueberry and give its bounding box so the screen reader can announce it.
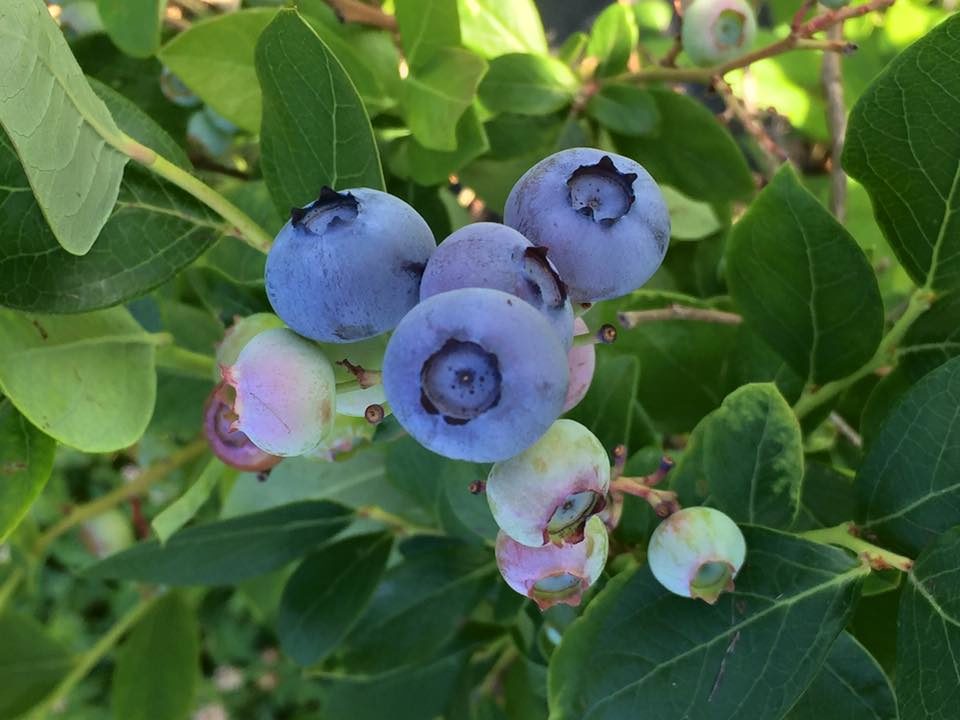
[221,328,336,457]
[682,0,757,67]
[487,420,610,547]
[80,509,134,559]
[215,313,286,377]
[496,515,609,611]
[647,507,746,603]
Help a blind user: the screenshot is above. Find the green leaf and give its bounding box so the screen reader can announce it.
[388,105,489,186]
[672,383,803,528]
[612,89,753,203]
[256,9,384,212]
[457,0,547,58]
[0,611,73,720]
[0,80,222,314]
[896,526,960,720]
[792,463,857,532]
[342,536,495,672]
[151,455,226,544]
[566,353,656,454]
[87,500,352,585]
[157,8,276,133]
[97,0,165,59]
[111,593,199,720]
[386,437,497,543]
[548,527,868,720]
[0,307,156,452]
[661,185,721,240]
[0,0,128,255]
[0,400,55,542]
[320,650,470,720]
[278,532,392,666]
[395,0,460,70]
[585,84,658,137]
[592,291,739,433]
[897,290,960,384]
[857,356,960,555]
[485,112,565,160]
[403,48,487,152]
[726,165,884,384]
[844,15,960,291]
[785,631,897,720]
[586,3,638,77]
[479,53,578,116]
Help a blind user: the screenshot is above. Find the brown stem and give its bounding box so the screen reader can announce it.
[615,0,892,85]
[618,304,743,328]
[822,23,848,221]
[714,78,786,177]
[324,0,398,30]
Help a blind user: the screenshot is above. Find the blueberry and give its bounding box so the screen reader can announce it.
[647,507,746,603]
[160,67,201,108]
[487,420,610,547]
[420,222,574,350]
[221,328,336,457]
[265,187,435,343]
[681,0,757,67]
[563,317,596,412]
[216,313,286,372]
[203,385,282,472]
[80,509,135,560]
[496,515,609,610]
[504,148,670,302]
[382,287,569,462]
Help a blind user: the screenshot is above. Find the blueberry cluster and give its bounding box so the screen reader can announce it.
[201,147,744,608]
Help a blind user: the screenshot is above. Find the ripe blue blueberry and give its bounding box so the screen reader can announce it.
[647,506,746,603]
[681,0,757,67]
[487,420,610,547]
[382,287,569,462]
[504,148,670,302]
[420,222,574,350]
[265,187,435,343]
[221,328,336,457]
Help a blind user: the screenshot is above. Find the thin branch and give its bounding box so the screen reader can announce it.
[618,304,743,329]
[714,78,786,178]
[822,24,848,221]
[618,0,892,84]
[33,439,208,558]
[324,0,397,30]
[829,412,863,449]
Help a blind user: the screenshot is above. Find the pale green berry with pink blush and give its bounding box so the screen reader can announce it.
[496,516,609,611]
[682,0,757,67]
[647,506,746,603]
[221,328,336,457]
[215,313,286,381]
[486,419,610,547]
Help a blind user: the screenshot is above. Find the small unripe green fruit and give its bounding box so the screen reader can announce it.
[682,0,757,67]
[647,506,746,603]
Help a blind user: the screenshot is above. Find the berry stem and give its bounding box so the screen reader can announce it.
[572,323,618,347]
[793,288,934,420]
[120,134,274,254]
[610,479,680,517]
[618,304,743,329]
[800,522,914,572]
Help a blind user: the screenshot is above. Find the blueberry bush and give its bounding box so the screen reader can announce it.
[0,0,958,718]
